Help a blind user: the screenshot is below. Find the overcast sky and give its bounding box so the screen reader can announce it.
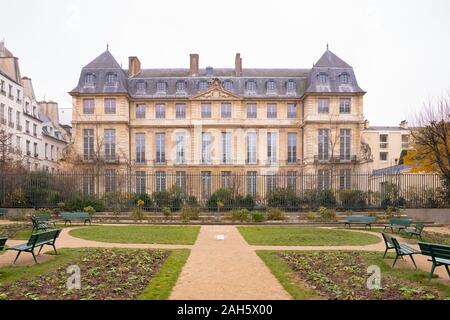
[1,0,449,125]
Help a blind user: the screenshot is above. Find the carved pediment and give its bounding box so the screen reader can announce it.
[191,78,242,101]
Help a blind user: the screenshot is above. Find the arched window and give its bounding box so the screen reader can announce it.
[223,80,233,91]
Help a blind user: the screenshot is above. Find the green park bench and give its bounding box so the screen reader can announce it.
[404,223,425,239]
[31,215,56,233]
[418,242,450,280]
[61,212,92,226]
[6,229,61,264]
[0,237,7,251]
[0,208,7,219]
[383,218,412,233]
[382,232,419,268]
[341,216,376,229]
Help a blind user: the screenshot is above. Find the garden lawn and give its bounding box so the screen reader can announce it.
[238,226,380,246]
[0,223,67,240]
[0,248,190,300]
[259,250,450,300]
[70,225,200,245]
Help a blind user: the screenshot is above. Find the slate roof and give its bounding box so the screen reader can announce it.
[365,126,409,131]
[373,165,411,176]
[70,49,364,98]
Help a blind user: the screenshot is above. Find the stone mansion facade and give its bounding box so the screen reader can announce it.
[70,48,369,193]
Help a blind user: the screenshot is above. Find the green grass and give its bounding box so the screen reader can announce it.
[257,251,320,300]
[70,225,200,245]
[139,249,190,300]
[238,226,381,246]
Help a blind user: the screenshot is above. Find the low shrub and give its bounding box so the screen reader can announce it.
[207,188,233,211]
[339,190,367,208]
[318,207,336,222]
[267,189,300,211]
[231,209,250,222]
[251,211,266,223]
[266,208,286,221]
[187,196,199,207]
[234,195,256,211]
[299,190,337,209]
[129,193,153,210]
[35,208,52,216]
[180,207,200,223]
[65,194,105,212]
[305,211,316,221]
[153,187,183,211]
[162,207,171,220]
[83,206,96,216]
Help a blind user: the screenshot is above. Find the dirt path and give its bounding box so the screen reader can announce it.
[169,225,291,300]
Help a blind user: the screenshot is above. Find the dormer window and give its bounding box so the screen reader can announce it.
[266,80,276,94]
[224,80,233,91]
[198,80,208,91]
[246,80,256,93]
[136,81,147,94]
[339,73,349,84]
[84,73,95,86]
[318,73,328,84]
[286,80,296,93]
[176,81,187,93]
[105,73,117,85]
[156,81,167,94]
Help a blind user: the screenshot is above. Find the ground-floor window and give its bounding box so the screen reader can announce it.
[317,169,330,190]
[83,174,95,195]
[221,171,231,189]
[201,171,211,199]
[266,172,277,194]
[104,169,116,193]
[287,171,297,191]
[155,171,166,192]
[246,171,257,196]
[136,171,146,194]
[176,171,186,194]
[340,169,351,190]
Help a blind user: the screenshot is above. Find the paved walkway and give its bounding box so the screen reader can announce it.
[0,223,449,299]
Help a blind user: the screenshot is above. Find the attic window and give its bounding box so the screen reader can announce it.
[198,80,208,91]
[246,80,256,93]
[223,80,233,91]
[84,73,95,86]
[266,80,276,94]
[340,73,349,84]
[106,73,117,85]
[176,81,187,93]
[136,81,147,94]
[318,73,328,84]
[156,81,167,94]
[287,80,296,93]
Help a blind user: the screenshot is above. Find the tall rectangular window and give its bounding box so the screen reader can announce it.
[156,133,165,164]
[340,129,351,161]
[136,104,146,119]
[246,171,257,196]
[287,103,297,118]
[0,103,5,123]
[221,132,232,164]
[83,175,95,195]
[136,171,146,194]
[155,171,166,192]
[221,103,231,118]
[202,132,212,164]
[83,129,94,160]
[176,132,186,164]
[318,98,329,113]
[221,171,232,189]
[267,132,277,163]
[317,169,330,190]
[83,99,95,114]
[267,104,277,118]
[247,104,257,118]
[104,169,116,193]
[201,103,211,118]
[287,171,297,191]
[266,173,277,193]
[104,98,116,114]
[318,129,329,160]
[156,104,165,119]
[201,171,211,198]
[176,103,186,119]
[339,98,351,113]
[16,111,21,129]
[287,133,297,164]
[104,129,116,161]
[176,171,187,194]
[247,132,257,164]
[135,133,146,164]
[340,169,351,190]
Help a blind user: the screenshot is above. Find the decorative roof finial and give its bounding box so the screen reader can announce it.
[326,43,329,51]
[106,43,109,51]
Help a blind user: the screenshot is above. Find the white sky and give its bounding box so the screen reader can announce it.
[1,0,449,126]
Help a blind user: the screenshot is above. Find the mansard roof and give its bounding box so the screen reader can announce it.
[70,49,364,98]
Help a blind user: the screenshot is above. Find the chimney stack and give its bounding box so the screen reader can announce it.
[39,101,60,125]
[399,120,408,129]
[128,56,141,77]
[235,53,242,77]
[190,54,199,76]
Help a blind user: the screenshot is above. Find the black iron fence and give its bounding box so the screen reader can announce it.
[0,172,448,211]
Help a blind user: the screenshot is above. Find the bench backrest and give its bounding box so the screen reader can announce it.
[414,223,425,233]
[61,212,90,219]
[26,229,61,247]
[345,216,376,223]
[389,218,411,227]
[382,232,395,248]
[0,237,7,251]
[0,208,7,214]
[419,242,450,261]
[34,213,51,222]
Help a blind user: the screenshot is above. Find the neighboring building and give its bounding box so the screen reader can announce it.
[362,120,413,171]
[0,41,69,171]
[70,47,368,193]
